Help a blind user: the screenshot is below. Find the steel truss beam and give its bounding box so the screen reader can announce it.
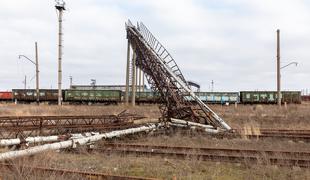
[0,111,144,139]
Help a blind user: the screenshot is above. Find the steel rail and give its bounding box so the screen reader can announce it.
[244,134,310,140]
[101,143,310,156]
[232,128,310,140]
[95,143,310,167]
[257,131,310,136]
[164,128,310,141]
[0,163,158,180]
[234,128,310,134]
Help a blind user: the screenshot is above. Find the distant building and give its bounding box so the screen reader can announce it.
[70,85,149,92]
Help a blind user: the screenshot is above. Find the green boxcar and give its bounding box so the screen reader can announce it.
[193,92,239,104]
[64,90,122,103]
[240,91,301,104]
[127,91,162,103]
[12,89,59,102]
[282,91,302,104]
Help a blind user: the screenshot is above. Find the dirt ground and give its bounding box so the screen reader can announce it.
[0,103,310,179]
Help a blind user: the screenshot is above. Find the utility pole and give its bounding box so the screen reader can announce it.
[142,71,145,92]
[69,76,73,88]
[35,42,39,104]
[19,42,39,104]
[55,0,65,106]
[131,52,136,106]
[91,79,96,89]
[138,65,142,93]
[125,40,130,105]
[24,75,27,90]
[137,67,139,92]
[211,80,214,92]
[277,29,281,107]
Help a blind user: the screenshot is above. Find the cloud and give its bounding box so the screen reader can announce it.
[0,0,309,92]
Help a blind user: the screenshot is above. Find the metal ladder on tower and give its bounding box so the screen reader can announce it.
[138,23,188,88]
[126,20,231,131]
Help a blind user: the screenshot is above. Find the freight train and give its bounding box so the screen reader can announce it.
[301,95,310,101]
[0,91,12,101]
[0,89,302,104]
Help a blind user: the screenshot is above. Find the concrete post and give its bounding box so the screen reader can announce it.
[131,52,136,106]
[56,4,65,106]
[24,75,27,90]
[69,76,73,88]
[125,40,130,105]
[138,66,142,93]
[277,29,281,107]
[35,42,39,105]
[142,71,145,92]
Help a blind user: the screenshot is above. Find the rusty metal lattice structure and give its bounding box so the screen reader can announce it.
[0,111,144,139]
[126,20,231,131]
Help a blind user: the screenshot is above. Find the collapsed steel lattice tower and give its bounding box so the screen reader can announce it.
[126,20,231,131]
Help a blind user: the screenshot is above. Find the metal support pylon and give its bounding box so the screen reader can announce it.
[131,51,136,106]
[125,20,231,131]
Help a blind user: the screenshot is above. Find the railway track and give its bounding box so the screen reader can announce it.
[93,143,310,168]
[164,127,310,141]
[0,163,158,180]
[233,128,310,141]
[243,134,310,140]
[235,128,310,135]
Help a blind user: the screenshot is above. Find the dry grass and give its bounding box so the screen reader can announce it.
[101,131,310,152]
[1,103,309,129]
[210,104,310,129]
[0,104,161,118]
[0,152,84,180]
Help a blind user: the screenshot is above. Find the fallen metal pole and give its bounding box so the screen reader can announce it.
[0,136,60,147]
[169,118,219,134]
[170,118,214,129]
[169,122,219,134]
[0,123,163,161]
[0,133,98,147]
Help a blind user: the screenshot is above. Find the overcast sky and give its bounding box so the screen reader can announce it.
[0,0,309,92]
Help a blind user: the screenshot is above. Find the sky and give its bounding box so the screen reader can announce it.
[0,0,309,92]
